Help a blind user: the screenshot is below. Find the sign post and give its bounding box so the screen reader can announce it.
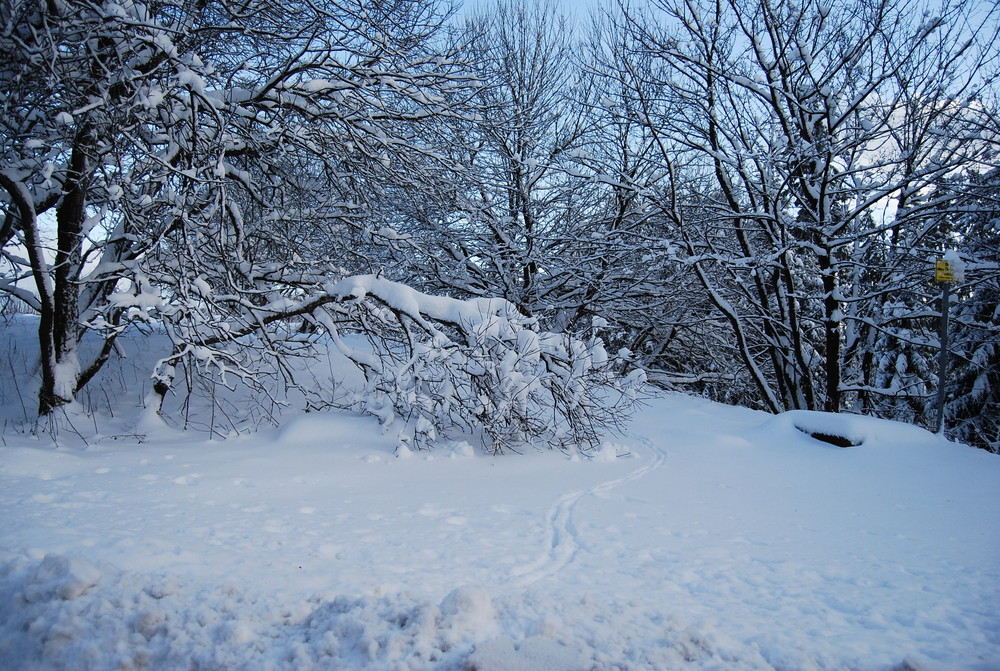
[934,252,964,435]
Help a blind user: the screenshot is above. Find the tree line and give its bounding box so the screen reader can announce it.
[2,0,998,451]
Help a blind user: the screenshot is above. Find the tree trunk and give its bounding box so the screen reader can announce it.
[38,129,91,415]
[819,247,842,413]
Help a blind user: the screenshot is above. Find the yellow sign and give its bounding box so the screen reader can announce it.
[935,260,957,283]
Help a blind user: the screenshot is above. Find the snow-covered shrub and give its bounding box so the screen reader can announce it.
[316,276,644,454]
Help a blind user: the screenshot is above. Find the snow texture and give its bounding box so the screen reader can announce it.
[0,323,998,670]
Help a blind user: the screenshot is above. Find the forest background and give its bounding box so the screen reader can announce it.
[2,0,998,452]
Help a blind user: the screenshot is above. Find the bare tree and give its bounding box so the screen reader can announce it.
[614,0,1000,413]
[396,0,690,356]
[0,0,469,416]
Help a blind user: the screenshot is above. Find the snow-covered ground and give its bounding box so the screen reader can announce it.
[1,318,998,670]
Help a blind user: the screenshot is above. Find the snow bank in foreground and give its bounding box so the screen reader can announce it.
[0,551,783,671]
[0,555,792,671]
[0,553,493,671]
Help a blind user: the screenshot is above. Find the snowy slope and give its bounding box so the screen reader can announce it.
[0,319,998,670]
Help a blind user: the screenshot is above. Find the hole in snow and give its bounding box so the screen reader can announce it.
[794,425,861,448]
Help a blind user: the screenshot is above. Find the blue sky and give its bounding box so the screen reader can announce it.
[456,0,605,24]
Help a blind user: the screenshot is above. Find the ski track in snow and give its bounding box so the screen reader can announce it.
[509,435,665,586]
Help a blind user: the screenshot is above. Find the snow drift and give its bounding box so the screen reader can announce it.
[1,387,998,670]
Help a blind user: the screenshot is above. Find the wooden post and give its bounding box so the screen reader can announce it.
[934,281,951,435]
[933,253,963,436]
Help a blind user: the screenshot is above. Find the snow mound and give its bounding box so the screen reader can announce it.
[22,554,102,602]
[295,586,497,668]
[592,441,623,462]
[756,409,941,449]
[0,553,501,671]
[0,552,784,671]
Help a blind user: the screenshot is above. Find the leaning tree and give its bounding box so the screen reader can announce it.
[1,0,639,452]
[1,0,470,416]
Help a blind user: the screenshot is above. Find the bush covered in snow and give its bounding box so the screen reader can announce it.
[317,276,645,454]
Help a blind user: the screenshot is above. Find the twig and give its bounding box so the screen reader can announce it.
[8,350,29,424]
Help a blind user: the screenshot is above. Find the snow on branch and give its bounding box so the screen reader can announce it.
[316,276,644,455]
[120,268,642,454]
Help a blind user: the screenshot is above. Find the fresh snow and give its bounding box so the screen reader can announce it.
[1,319,998,670]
